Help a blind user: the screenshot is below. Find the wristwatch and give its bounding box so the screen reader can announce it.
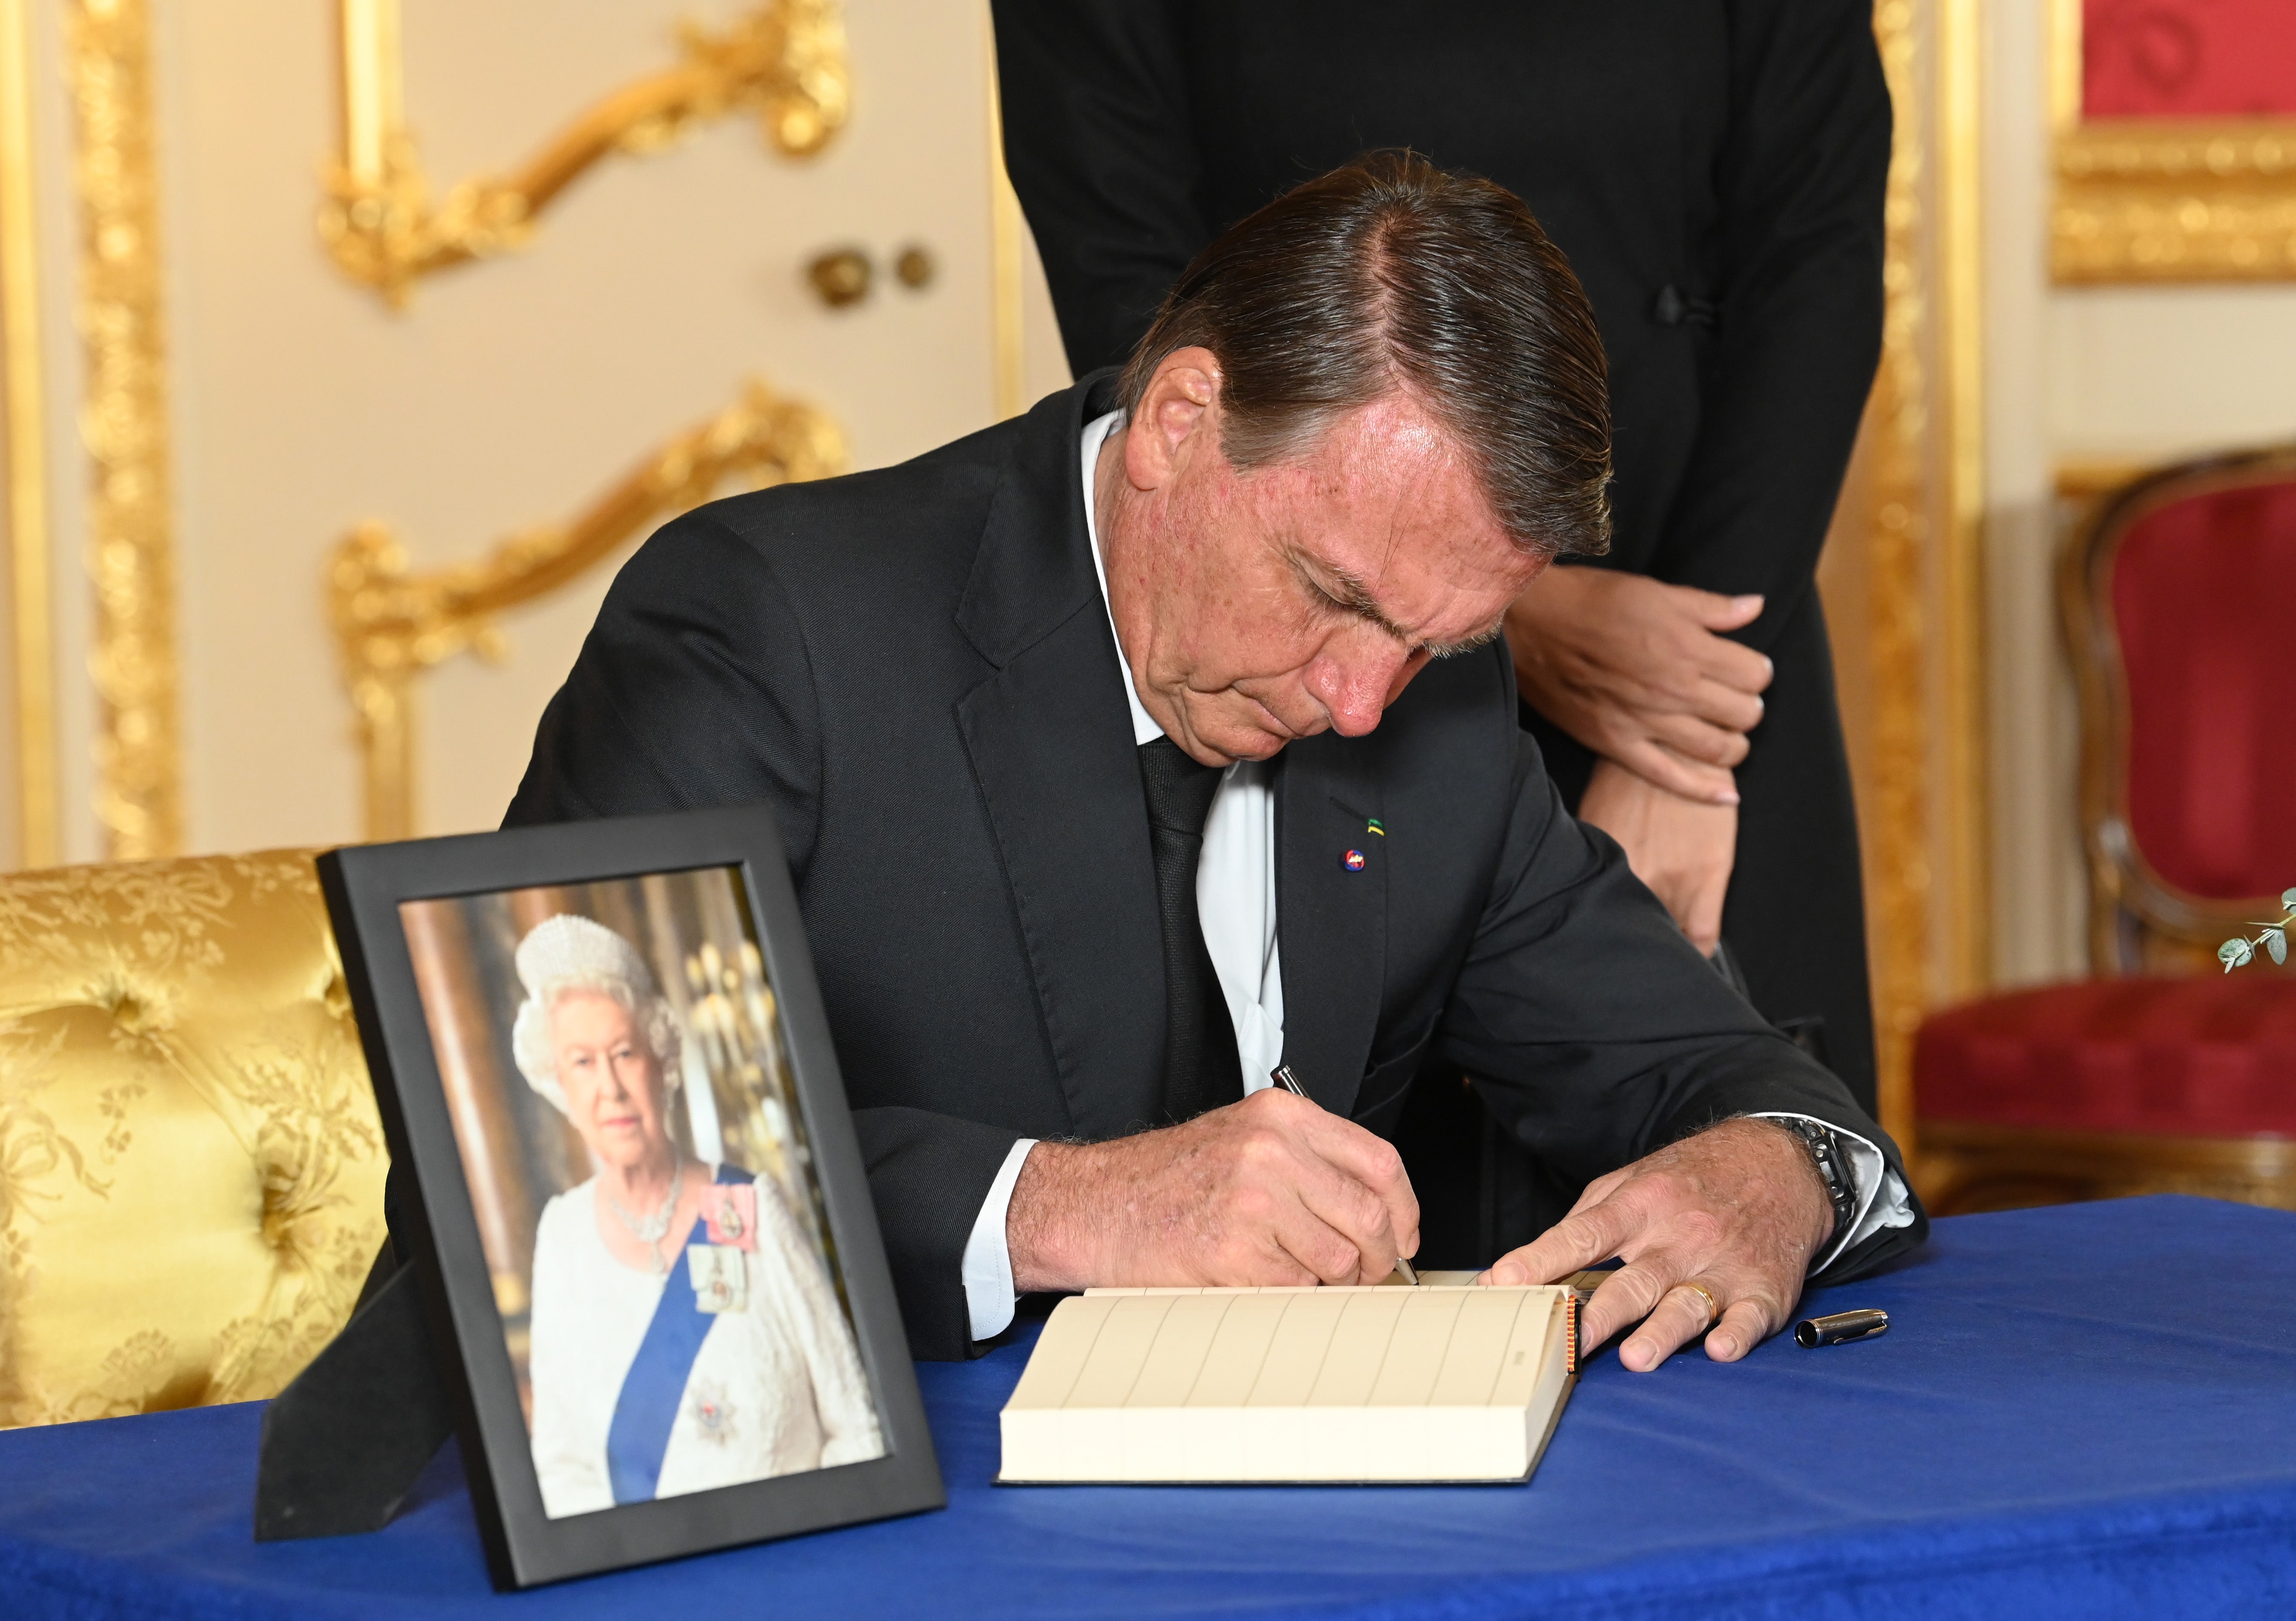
[1776,1117,1858,1244]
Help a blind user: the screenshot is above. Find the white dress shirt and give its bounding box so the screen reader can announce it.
[958,413,1911,1341]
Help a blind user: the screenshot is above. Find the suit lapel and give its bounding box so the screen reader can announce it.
[953,374,1165,1140]
[1275,736,1387,1118]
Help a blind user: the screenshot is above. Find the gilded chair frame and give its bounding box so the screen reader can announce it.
[1920,1119,2296,1216]
[2059,443,2296,973]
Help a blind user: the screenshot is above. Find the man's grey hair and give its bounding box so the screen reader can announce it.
[1116,150,1612,560]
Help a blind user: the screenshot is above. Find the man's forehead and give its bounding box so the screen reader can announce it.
[1250,402,1527,608]
[1260,402,1505,543]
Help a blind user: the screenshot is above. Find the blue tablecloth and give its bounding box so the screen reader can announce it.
[6,1195,2296,1619]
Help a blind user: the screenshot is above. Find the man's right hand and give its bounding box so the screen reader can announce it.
[1006,1088,1420,1293]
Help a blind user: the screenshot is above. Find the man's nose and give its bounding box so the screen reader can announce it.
[1306,638,1418,737]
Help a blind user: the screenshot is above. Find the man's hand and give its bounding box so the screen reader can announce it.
[1505,568,1772,805]
[1006,1088,1419,1293]
[1576,759,1738,954]
[1479,1118,1831,1371]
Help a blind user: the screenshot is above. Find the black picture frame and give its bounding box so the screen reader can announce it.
[318,807,944,1588]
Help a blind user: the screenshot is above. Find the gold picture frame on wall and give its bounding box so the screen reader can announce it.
[2052,0,2296,281]
[324,0,850,307]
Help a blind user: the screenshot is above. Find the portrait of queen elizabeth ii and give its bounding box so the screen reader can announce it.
[509,913,885,1519]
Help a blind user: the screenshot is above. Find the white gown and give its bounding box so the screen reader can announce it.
[526,1167,884,1519]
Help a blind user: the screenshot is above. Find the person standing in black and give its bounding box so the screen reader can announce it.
[991,4,1887,1154]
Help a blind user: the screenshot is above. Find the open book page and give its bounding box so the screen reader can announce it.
[1000,1285,1573,1484]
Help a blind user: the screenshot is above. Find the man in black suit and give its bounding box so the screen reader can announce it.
[508,156,1922,1366]
[991,0,1890,1124]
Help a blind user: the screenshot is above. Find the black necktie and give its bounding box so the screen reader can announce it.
[1137,736,1244,1122]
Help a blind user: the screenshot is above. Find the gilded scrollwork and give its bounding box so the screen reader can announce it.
[2049,0,2296,284]
[1830,0,1987,1152]
[2054,122,2296,281]
[320,0,850,307]
[67,0,182,860]
[1863,0,1935,1152]
[328,379,845,841]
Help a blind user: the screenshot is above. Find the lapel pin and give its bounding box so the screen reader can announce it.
[1342,848,1367,871]
[1365,818,1384,836]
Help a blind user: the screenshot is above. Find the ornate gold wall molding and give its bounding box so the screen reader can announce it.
[1854,0,1987,1152]
[1866,0,1931,1153]
[0,0,58,867]
[2050,3,2296,282]
[68,0,180,861]
[330,380,845,841]
[322,0,850,308]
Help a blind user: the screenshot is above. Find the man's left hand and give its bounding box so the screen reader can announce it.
[1478,1118,1832,1370]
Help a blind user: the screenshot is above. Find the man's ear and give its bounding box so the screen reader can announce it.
[1122,347,1222,492]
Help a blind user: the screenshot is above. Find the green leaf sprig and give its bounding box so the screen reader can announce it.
[2220,888,2296,972]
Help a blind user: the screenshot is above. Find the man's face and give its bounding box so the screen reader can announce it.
[1097,352,1547,765]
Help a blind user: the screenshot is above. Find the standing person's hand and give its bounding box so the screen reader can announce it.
[1479,1118,1832,1370]
[1505,568,1768,949]
[1006,1088,1420,1292]
[1576,760,1737,954]
[1505,568,1772,806]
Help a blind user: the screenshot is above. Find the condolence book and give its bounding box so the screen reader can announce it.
[999,1284,1578,1484]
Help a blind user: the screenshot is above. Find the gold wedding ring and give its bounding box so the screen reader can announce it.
[1672,1278,1722,1330]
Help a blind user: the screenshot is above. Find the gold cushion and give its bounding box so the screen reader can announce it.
[0,849,386,1427]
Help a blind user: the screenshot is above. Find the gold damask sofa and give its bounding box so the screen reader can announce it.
[0,849,385,1427]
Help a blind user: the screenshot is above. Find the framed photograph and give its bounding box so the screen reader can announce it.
[318,807,942,1588]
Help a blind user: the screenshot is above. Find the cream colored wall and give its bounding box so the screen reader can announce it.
[2,0,1070,868]
[1981,0,2296,986]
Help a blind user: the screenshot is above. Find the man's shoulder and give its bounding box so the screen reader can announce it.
[639,425,1013,605]
[605,386,1092,642]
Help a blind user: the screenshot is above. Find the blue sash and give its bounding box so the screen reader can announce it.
[605,1164,755,1505]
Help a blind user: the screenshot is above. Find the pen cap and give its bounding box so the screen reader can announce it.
[1794,1307,1888,1348]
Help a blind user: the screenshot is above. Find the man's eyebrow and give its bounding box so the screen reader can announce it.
[1289,548,1502,658]
[1289,551,1413,642]
[1423,619,1507,660]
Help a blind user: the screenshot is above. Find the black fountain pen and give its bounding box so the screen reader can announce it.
[1270,1064,1419,1285]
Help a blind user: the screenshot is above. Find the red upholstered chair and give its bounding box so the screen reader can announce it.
[1916,447,2296,1215]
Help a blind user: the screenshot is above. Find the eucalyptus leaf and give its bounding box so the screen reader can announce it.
[2284,887,2296,913]
[2221,938,2255,971]
[2267,927,2289,967]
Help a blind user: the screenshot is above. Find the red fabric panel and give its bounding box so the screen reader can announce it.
[1916,978,2296,1136]
[2111,478,2296,900]
[2086,0,2296,117]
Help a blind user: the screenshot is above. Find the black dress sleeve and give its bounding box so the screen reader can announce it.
[990,1,1207,376]
[1643,0,1890,655]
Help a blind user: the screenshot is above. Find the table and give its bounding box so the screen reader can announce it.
[6,1195,2296,1619]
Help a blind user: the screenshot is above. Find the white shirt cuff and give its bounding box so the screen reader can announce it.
[960,1139,1038,1343]
[1751,1112,1916,1275]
